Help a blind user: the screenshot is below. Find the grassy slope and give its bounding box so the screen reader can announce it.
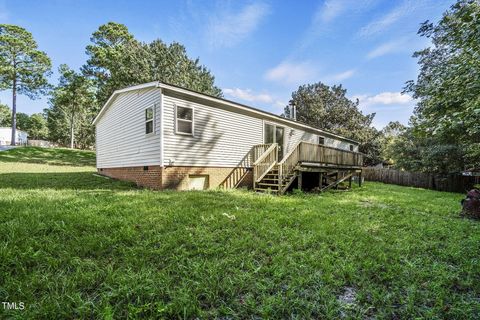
[0,147,479,319]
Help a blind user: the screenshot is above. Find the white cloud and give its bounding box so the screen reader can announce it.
[366,39,408,59]
[265,62,356,86]
[264,61,318,86]
[224,88,273,104]
[296,0,376,51]
[315,0,347,24]
[206,3,270,48]
[223,88,286,111]
[358,0,420,37]
[353,92,413,107]
[314,0,377,25]
[330,69,356,82]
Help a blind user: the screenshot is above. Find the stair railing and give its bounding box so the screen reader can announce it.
[253,143,278,184]
[252,144,273,163]
[277,141,302,189]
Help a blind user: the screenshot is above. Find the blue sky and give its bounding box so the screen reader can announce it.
[0,0,452,128]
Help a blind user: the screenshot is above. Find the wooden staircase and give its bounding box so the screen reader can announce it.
[254,165,297,193]
[253,142,301,194]
[252,141,363,195]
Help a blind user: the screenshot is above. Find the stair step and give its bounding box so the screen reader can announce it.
[255,188,279,193]
[257,183,281,187]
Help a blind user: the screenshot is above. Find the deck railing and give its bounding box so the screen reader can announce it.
[253,141,363,191]
[253,143,278,183]
[298,142,363,167]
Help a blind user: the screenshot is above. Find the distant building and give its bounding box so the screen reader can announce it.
[0,127,28,145]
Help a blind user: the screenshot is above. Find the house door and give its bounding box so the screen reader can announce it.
[264,123,285,160]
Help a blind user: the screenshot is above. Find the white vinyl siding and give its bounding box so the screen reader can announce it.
[95,84,359,170]
[96,88,161,168]
[163,94,263,167]
[162,92,357,167]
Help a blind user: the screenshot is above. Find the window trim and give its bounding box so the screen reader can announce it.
[175,104,195,136]
[145,105,155,136]
[318,136,325,145]
[263,121,286,146]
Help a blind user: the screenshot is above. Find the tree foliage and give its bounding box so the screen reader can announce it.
[0,24,51,144]
[42,22,222,149]
[380,121,407,164]
[284,82,381,165]
[403,0,480,171]
[27,113,49,140]
[48,64,96,149]
[388,127,467,173]
[15,112,30,131]
[0,103,9,126]
[83,22,222,106]
[0,104,48,139]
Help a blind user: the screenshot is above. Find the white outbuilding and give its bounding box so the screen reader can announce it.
[0,127,28,146]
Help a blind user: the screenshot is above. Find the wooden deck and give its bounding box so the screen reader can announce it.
[252,142,363,194]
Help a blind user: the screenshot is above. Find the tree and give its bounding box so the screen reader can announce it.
[15,112,30,131]
[83,22,222,106]
[0,24,51,145]
[49,64,96,148]
[380,121,407,164]
[283,82,381,165]
[404,0,480,171]
[388,127,466,173]
[0,103,10,126]
[147,40,222,97]
[45,105,69,146]
[27,113,48,140]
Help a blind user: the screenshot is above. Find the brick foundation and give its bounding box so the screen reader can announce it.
[99,166,163,189]
[98,166,253,190]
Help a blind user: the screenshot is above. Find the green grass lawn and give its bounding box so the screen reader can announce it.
[1,147,479,319]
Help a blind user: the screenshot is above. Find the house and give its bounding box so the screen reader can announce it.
[93,81,363,193]
[0,127,28,146]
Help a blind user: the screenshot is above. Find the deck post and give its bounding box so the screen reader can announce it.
[349,174,352,189]
[319,172,323,190]
[298,171,303,191]
[358,171,362,187]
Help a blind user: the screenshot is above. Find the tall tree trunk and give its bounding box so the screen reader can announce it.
[70,113,74,149]
[10,76,17,146]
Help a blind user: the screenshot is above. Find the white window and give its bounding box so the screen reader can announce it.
[145,106,154,134]
[349,144,354,151]
[176,105,194,135]
[318,136,325,145]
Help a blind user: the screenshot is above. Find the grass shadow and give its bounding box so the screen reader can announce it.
[0,147,95,167]
[0,172,136,190]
